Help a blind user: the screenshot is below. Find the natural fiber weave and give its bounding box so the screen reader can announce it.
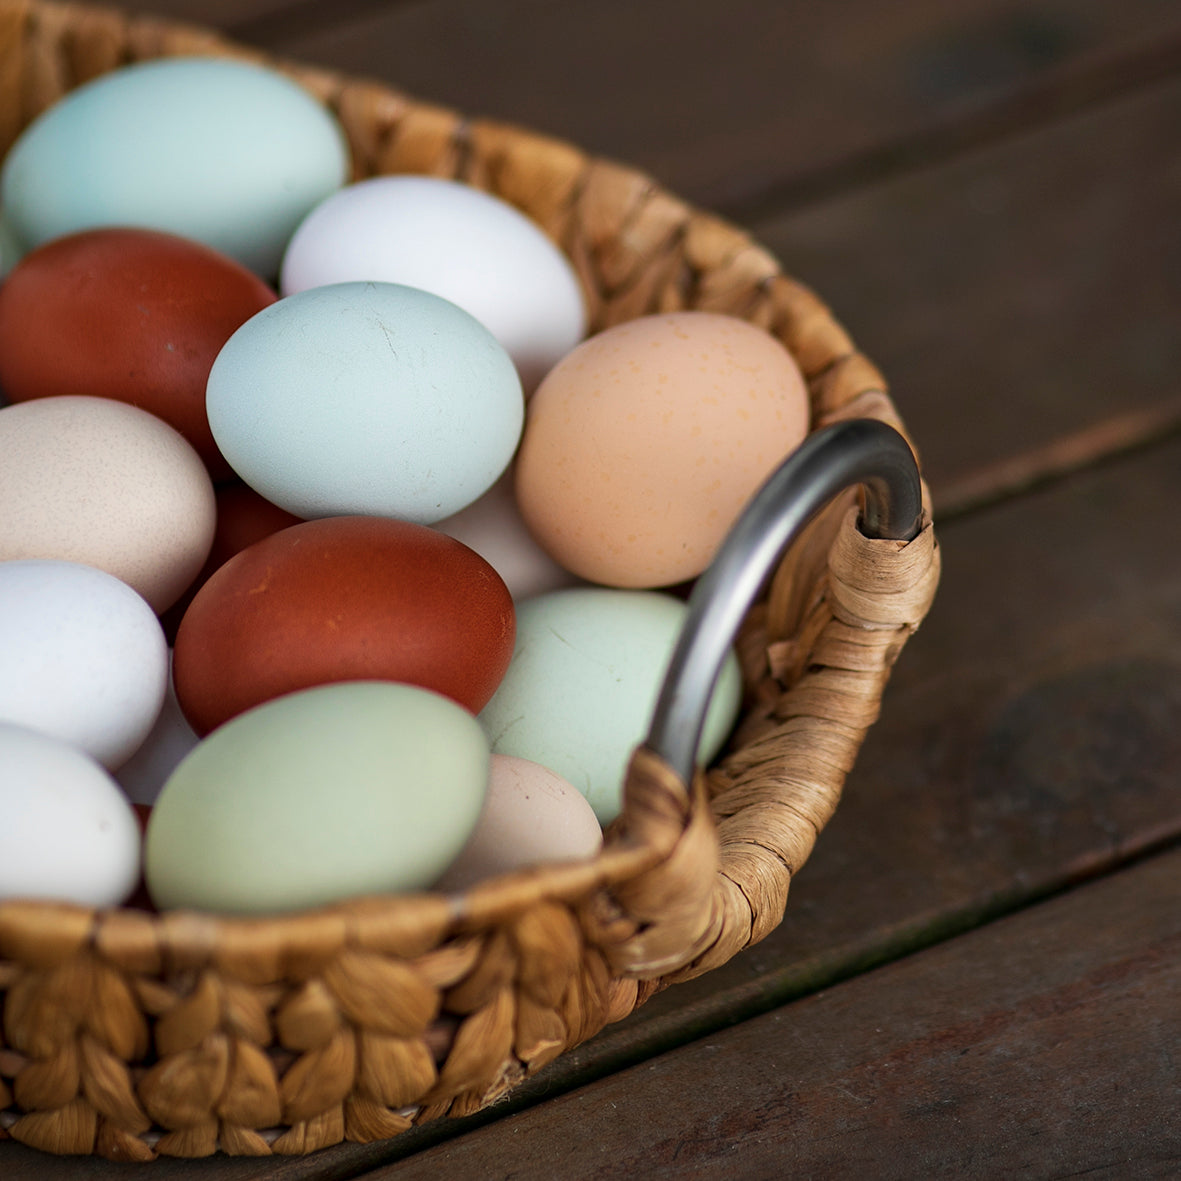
[0,0,941,1160]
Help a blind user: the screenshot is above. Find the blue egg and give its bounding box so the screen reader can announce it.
[206,281,525,522]
[0,57,349,277]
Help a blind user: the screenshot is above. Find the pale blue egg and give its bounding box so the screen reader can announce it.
[0,57,349,276]
[478,587,743,824]
[206,281,525,522]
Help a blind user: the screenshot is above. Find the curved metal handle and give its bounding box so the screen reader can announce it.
[646,418,924,785]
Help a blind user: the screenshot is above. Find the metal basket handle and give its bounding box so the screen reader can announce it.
[645,417,924,785]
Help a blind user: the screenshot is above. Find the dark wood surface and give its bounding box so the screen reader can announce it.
[4,0,1179,1176]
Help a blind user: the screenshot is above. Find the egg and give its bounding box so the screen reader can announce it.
[159,481,303,641]
[479,587,742,824]
[115,653,199,806]
[0,722,142,907]
[206,281,525,522]
[434,754,602,892]
[434,467,584,601]
[0,396,216,612]
[280,175,587,392]
[0,560,168,769]
[145,681,490,914]
[514,311,811,587]
[1,56,349,277]
[173,515,515,736]
[0,228,277,476]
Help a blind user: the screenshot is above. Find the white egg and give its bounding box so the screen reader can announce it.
[0,722,142,907]
[0,559,169,768]
[434,467,584,601]
[279,176,587,392]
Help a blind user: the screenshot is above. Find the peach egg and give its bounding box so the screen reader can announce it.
[514,311,810,588]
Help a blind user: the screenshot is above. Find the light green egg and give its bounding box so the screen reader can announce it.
[478,587,742,825]
[1,57,349,277]
[145,681,489,914]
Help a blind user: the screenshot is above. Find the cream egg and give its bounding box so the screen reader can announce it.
[0,397,216,612]
[434,754,603,891]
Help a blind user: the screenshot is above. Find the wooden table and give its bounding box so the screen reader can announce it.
[4,0,1179,1176]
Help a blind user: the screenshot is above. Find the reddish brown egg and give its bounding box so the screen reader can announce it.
[173,515,515,735]
[0,227,276,476]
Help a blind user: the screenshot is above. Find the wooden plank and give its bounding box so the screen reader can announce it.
[241,0,1181,214]
[372,846,1181,1180]
[5,432,1179,1179]
[754,76,1181,493]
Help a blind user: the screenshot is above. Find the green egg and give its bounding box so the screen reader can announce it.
[145,681,489,914]
[478,587,742,825]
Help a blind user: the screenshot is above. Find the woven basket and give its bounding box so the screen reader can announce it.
[0,0,941,1161]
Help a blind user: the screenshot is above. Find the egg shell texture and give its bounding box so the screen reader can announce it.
[173,515,516,735]
[206,281,525,522]
[514,311,811,588]
[0,56,350,277]
[478,587,742,824]
[0,722,142,907]
[0,560,169,769]
[433,754,602,892]
[280,175,587,392]
[0,228,277,476]
[0,396,217,612]
[145,681,490,914]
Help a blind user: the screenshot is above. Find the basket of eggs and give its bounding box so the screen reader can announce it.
[0,0,941,1162]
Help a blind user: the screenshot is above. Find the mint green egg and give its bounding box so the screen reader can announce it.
[145,682,489,914]
[478,588,742,824]
[1,57,349,277]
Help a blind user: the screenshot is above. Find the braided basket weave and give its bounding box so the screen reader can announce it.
[0,0,941,1161]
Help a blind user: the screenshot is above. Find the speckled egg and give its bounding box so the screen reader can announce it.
[0,396,216,612]
[514,312,810,587]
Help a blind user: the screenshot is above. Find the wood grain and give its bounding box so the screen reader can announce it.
[250,0,1181,216]
[372,846,1181,1179]
[755,76,1181,493]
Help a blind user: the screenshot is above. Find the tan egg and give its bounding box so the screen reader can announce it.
[433,754,603,892]
[514,312,810,587]
[0,396,216,612]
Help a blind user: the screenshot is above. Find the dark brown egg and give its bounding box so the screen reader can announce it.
[0,227,276,476]
[173,515,515,735]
